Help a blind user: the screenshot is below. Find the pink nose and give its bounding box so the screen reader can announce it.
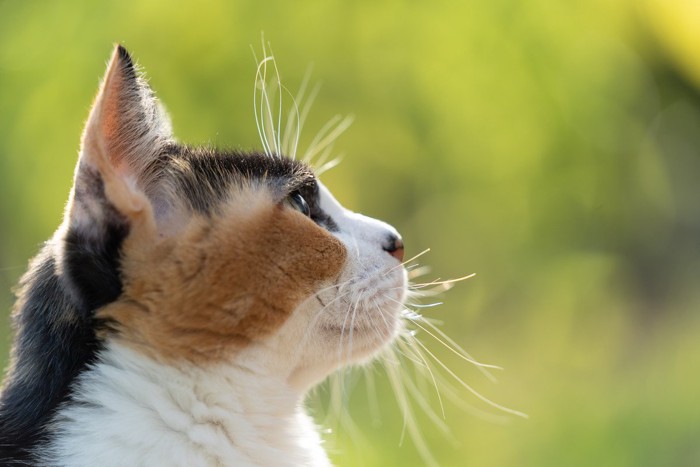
[384,235,405,262]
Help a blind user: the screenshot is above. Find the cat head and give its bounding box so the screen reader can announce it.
[59,45,407,390]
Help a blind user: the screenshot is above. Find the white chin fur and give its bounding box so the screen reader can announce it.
[314,182,408,364]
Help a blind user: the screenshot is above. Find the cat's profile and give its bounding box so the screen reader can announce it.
[0,45,408,466]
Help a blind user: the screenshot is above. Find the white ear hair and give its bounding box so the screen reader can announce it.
[80,45,172,194]
[67,45,171,231]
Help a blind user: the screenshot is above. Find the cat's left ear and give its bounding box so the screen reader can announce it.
[69,45,172,229]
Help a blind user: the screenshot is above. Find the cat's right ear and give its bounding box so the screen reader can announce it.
[66,45,172,234]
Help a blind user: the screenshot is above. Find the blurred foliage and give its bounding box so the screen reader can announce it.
[1,1,700,466]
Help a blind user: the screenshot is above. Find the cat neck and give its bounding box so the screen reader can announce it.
[44,342,331,467]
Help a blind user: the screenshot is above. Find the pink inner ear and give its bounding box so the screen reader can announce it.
[81,45,172,186]
[71,46,173,225]
[97,51,136,169]
[99,91,122,165]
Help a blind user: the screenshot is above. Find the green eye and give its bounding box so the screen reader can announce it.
[287,192,310,217]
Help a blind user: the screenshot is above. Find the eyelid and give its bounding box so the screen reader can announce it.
[286,191,311,217]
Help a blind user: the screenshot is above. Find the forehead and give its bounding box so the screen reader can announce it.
[162,145,315,213]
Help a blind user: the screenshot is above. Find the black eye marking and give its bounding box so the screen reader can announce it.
[286,191,311,217]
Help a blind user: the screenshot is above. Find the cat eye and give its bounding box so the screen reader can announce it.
[286,192,311,217]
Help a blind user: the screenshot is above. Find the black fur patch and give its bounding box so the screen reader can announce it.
[65,165,130,311]
[0,249,109,463]
[116,44,136,76]
[165,145,338,230]
[0,172,127,463]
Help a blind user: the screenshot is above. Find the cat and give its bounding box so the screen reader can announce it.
[0,45,409,466]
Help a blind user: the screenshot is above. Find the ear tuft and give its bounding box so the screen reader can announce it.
[115,44,135,70]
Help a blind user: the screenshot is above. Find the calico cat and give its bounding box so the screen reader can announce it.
[0,45,408,466]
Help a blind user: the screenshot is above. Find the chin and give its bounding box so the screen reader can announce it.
[321,268,408,367]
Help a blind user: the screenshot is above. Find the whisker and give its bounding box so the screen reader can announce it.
[362,365,382,427]
[400,310,502,377]
[314,154,344,176]
[382,346,439,467]
[395,344,454,438]
[407,265,432,280]
[283,65,312,157]
[430,368,512,424]
[268,45,283,157]
[407,302,443,309]
[302,114,342,163]
[395,335,446,420]
[298,82,321,156]
[281,88,302,157]
[413,338,528,418]
[289,289,354,363]
[412,315,502,379]
[393,248,431,272]
[253,55,275,156]
[409,273,476,290]
[251,49,267,156]
[303,115,354,165]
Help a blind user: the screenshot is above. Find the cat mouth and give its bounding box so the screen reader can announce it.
[322,322,398,352]
[321,301,402,343]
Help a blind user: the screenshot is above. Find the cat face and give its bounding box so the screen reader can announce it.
[65,45,407,388]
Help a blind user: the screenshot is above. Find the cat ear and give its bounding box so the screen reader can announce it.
[68,45,171,230]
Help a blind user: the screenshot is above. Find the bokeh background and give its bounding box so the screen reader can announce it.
[1,1,699,466]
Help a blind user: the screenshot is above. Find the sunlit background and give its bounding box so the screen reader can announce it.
[2,1,700,466]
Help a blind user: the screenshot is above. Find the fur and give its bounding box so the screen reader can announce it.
[0,45,407,466]
[39,343,330,467]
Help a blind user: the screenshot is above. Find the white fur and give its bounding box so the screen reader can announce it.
[43,185,407,466]
[42,343,330,467]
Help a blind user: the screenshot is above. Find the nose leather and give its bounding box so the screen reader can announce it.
[383,234,405,262]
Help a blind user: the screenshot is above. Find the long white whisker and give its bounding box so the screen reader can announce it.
[303,115,354,164]
[413,338,528,418]
[393,302,501,376]
[303,114,341,162]
[382,346,439,467]
[266,42,283,156]
[258,44,279,155]
[395,343,454,438]
[281,85,301,157]
[298,82,321,157]
[282,65,312,157]
[362,365,382,427]
[314,154,344,176]
[382,248,431,277]
[407,265,432,280]
[395,333,446,420]
[409,273,476,291]
[412,315,502,380]
[254,56,275,156]
[251,51,269,156]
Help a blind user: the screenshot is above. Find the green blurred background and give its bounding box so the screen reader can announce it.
[1,1,699,465]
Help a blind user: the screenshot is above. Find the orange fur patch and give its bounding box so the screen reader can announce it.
[98,188,347,365]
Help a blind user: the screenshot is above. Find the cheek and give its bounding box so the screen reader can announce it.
[273,211,347,290]
[100,206,348,365]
